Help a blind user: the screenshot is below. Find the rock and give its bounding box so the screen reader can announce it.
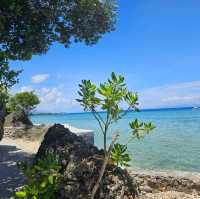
[4,109,33,128]
[4,125,49,140]
[140,191,200,199]
[129,170,200,196]
[36,124,139,199]
[4,124,95,146]
[141,185,153,193]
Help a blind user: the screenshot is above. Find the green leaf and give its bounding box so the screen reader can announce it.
[111,143,131,167]
[16,191,27,198]
[111,72,117,81]
[40,181,47,188]
[48,175,54,184]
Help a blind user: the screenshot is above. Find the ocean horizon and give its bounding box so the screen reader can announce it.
[31,107,200,172]
[32,106,194,115]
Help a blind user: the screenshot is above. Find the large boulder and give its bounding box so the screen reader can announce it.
[4,109,32,128]
[36,124,138,199]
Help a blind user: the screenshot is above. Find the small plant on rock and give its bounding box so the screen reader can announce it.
[77,72,155,199]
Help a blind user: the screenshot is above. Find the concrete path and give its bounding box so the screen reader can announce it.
[0,139,38,199]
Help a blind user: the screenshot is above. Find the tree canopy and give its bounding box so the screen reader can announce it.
[0,0,116,91]
[0,54,21,89]
[7,91,40,114]
[0,0,116,61]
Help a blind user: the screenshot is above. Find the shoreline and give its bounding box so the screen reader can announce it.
[2,136,200,175]
[1,136,200,198]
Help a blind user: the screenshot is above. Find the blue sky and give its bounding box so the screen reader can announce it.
[11,0,200,112]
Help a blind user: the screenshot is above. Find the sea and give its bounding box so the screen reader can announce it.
[31,108,200,172]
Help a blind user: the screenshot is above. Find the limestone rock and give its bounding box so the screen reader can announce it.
[4,109,32,128]
[36,124,139,199]
[129,170,200,196]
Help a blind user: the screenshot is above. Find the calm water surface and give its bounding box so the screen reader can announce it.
[31,108,200,172]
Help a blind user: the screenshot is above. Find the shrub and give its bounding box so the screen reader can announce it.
[7,91,40,115]
[15,152,63,199]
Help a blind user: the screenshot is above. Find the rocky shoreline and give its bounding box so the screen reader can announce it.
[1,124,200,198]
[129,169,200,197]
[4,123,94,145]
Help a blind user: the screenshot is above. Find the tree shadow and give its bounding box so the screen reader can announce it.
[0,144,34,198]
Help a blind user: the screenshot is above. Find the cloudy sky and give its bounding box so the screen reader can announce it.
[11,0,200,113]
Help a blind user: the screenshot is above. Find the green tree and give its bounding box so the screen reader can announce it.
[0,54,21,140]
[1,0,116,61]
[0,0,117,140]
[7,91,40,115]
[77,72,155,199]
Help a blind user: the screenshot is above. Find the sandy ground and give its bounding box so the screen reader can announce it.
[0,138,40,154]
[0,138,40,199]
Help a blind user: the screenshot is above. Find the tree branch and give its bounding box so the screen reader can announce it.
[91,111,105,134]
[93,109,106,126]
[90,133,119,199]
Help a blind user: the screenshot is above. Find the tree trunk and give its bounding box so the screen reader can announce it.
[0,102,5,141]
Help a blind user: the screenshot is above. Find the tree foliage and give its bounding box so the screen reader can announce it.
[0,0,116,61]
[0,54,21,89]
[0,0,116,91]
[77,72,155,153]
[7,91,40,114]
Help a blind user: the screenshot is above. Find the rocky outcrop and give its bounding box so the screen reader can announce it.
[36,124,138,199]
[4,125,48,140]
[4,109,32,128]
[4,124,94,146]
[129,170,200,196]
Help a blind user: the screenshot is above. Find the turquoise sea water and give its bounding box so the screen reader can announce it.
[31,108,200,172]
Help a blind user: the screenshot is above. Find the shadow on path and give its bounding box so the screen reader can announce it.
[0,144,34,199]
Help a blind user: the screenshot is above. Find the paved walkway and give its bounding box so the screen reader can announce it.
[0,139,36,199]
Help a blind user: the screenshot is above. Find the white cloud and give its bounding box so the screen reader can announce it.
[20,86,33,92]
[31,74,50,84]
[37,87,79,113]
[18,86,80,113]
[17,80,200,113]
[140,81,200,109]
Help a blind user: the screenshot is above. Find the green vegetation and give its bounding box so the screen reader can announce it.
[0,89,9,105]
[77,72,155,199]
[1,0,116,61]
[77,72,155,156]
[111,143,131,167]
[15,153,63,199]
[0,54,21,105]
[7,91,40,115]
[0,56,21,90]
